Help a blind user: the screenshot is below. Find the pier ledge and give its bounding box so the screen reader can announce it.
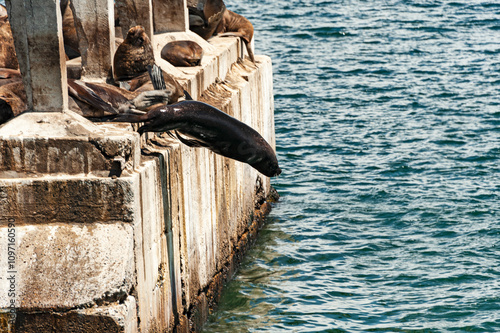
[0,0,277,332]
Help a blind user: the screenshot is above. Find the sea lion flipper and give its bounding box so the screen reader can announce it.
[219,32,255,63]
[184,90,193,100]
[147,64,166,90]
[175,131,209,148]
[132,90,173,110]
[245,41,255,63]
[68,79,118,115]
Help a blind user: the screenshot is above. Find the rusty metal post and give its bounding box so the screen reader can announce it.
[70,0,115,82]
[5,0,68,112]
[153,0,189,33]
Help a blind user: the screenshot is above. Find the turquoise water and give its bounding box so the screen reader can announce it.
[203,0,500,332]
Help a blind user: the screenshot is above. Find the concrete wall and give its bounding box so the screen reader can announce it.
[0,2,277,330]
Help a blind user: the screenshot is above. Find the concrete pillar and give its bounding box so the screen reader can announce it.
[115,0,154,40]
[153,0,189,33]
[5,0,68,112]
[70,0,115,82]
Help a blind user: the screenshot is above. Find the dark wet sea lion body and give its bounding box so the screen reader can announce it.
[161,41,203,67]
[114,100,281,177]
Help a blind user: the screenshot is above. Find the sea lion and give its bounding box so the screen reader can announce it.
[67,79,178,118]
[0,68,21,88]
[161,41,203,67]
[113,26,155,81]
[0,15,19,69]
[0,79,26,125]
[0,74,173,123]
[215,9,255,62]
[61,0,80,59]
[188,0,226,40]
[111,95,281,177]
[113,25,183,99]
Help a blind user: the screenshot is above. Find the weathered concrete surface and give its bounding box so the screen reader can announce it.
[131,159,176,333]
[5,296,137,333]
[0,112,141,176]
[70,0,116,82]
[115,0,154,40]
[0,11,276,333]
[0,176,137,224]
[6,0,68,112]
[153,0,189,33]
[138,54,276,331]
[0,223,135,310]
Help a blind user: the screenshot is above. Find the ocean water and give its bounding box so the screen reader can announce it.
[203,0,500,332]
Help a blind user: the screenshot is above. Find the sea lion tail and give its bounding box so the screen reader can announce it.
[147,64,167,90]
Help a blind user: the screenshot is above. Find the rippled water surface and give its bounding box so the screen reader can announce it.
[203,0,500,332]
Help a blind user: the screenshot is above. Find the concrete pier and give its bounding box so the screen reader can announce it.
[0,0,276,332]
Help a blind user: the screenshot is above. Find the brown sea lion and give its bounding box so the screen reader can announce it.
[161,40,203,67]
[216,9,255,62]
[0,15,19,69]
[0,79,26,125]
[115,67,184,105]
[113,26,155,81]
[111,93,282,177]
[188,0,226,40]
[68,79,179,118]
[0,75,175,124]
[60,0,80,59]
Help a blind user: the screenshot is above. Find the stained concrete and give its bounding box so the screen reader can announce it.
[0,2,276,332]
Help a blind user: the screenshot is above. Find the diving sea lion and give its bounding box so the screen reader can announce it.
[216,9,255,62]
[113,26,155,81]
[0,15,19,69]
[188,0,226,40]
[111,96,282,177]
[161,41,203,67]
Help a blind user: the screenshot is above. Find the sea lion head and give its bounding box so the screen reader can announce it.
[236,141,282,177]
[126,25,150,47]
[251,153,281,177]
[114,26,155,81]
